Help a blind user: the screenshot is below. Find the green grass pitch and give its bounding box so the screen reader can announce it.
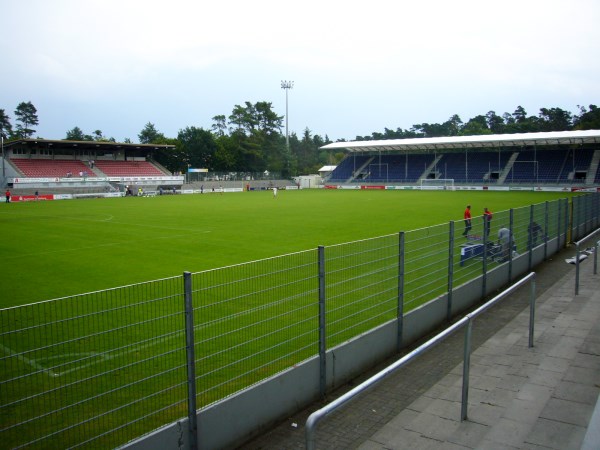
[0,189,572,308]
[0,188,578,449]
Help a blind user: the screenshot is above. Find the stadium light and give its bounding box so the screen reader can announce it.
[1,133,5,179]
[281,80,294,150]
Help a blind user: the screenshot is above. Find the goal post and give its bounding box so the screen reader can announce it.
[419,178,455,190]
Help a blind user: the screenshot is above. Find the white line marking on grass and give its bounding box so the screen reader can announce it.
[4,230,212,260]
[36,352,112,377]
[61,215,213,234]
[2,330,184,378]
[0,343,59,377]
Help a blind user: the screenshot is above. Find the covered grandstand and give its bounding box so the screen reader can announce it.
[322,130,600,187]
[1,138,184,197]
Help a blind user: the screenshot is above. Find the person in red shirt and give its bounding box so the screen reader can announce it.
[484,207,493,238]
[5,189,10,203]
[462,204,472,236]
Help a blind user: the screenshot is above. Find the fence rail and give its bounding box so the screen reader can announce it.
[305,272,537,450]
[1,194,599,449]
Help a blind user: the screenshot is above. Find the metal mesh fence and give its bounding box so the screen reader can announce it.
[190,250,318,408]
[404,223,450,311]
[0,277,187,449]
[1,195,597,449]
[325,234,399,348]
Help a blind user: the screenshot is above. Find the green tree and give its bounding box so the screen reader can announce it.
[212,136,239,170]
[0,109,13,138]
[485,111,505,134]
[14,101,39,138]
[211,115,228,137]
[504,106,541,133]
[65,126,89,140]
[460,115,491,136]
[138,122,164,144]
[537,107,572,131]
[223,101,285,173]
[150,136,181,173]
[92,130,114,142]
[228,102,258,136]
[573,104,600,130]
[177,126,218,171]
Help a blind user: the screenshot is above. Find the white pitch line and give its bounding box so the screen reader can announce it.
[1,329,187,378]
[0,343,59,377]
[4,230,212,260]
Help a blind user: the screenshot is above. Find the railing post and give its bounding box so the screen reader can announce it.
[482,216,488,298]
[595,240,599,276]
[509,209,514,281]
[528,274,537,348]
[461,318,473,421]
[575,242,581,296]
[528,205,534,271]
[183,271,198,450]
[447,222,454,321]
[318,245,327,399]
[544,201,549,260]
[398,232,405,353]
[567,197,572,246]
[557,198,562,252]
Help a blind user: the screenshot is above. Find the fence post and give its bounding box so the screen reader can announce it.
[544,201,549,260]
[461,318,473,421]
[318,245,327,399]
[572,196,577,242]
[557,199,562,252]
[563,197,569,248]
[529,274,537,348]
[183,271,198,450]
[397,232,405,353]
[482,215,488,298]
[595,240,599,276]
[447,222,454,321]
[509,209,514,281]
[575,242,580,296]
[528,205,534,271]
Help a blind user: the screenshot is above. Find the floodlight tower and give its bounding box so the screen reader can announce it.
[281,80,294,150]
[1,132,5,180]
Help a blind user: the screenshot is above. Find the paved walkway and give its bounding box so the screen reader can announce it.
[243,247,600,450]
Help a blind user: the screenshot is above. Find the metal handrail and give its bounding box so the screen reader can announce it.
[305,272,537,450]
[574,227,600,295]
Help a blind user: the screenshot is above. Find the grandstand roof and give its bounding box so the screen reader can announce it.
[4,138,175,151]
[321,130,600,153]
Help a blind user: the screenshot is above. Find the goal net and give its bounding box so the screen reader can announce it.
[419,178,455,190]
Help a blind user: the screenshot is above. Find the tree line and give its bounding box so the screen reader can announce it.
[1,101,599,177]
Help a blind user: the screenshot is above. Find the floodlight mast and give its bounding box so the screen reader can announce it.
[281,80,294,150]
[1,133,5,180]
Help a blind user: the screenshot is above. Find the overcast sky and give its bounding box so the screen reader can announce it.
[2,0,599,142]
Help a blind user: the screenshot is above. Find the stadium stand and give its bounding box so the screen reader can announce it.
[93,160,166,177]
[436,151,510,183]
[327,147,600,185]
[322,131,600,187]
[329,154,437,183]
[11,158,97,178]
[327,155,371,182]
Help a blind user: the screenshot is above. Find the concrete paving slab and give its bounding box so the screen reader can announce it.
[540,397,594,427]
[554,380,600,405]
[538,354,571,373]
[484,417,533,447]
[525,417,586,449]
[563,365,600,386]
[446,420,489,448]
[404,412,461,441]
